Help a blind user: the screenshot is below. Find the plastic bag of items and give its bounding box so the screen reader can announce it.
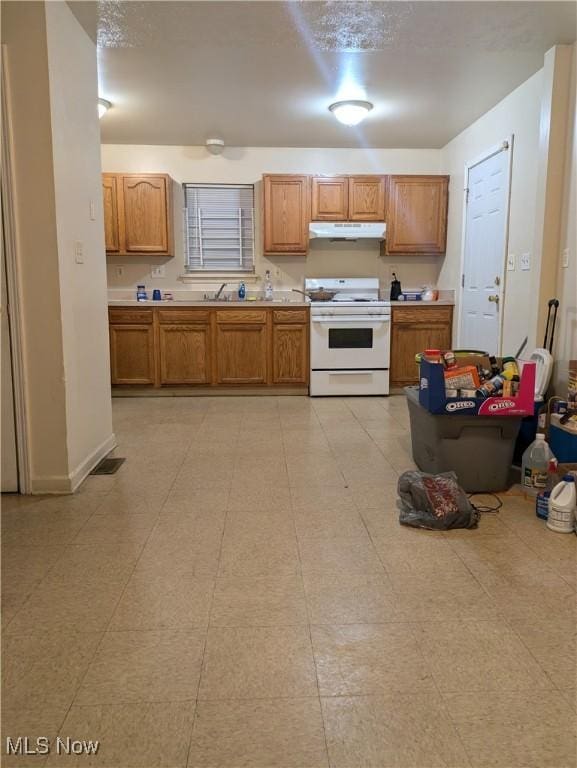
[397,470,480,530]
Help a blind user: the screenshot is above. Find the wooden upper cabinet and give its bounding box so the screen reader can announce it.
[102,174,120,252]
[120,175,171,254]
[348,176,386,221]
[311,176,348,221]
[263,175,310,255]
[385,175,449,255]
[103,173,173,256]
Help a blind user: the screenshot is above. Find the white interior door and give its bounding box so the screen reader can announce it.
[459,147,510,353]
[1,232,18,492]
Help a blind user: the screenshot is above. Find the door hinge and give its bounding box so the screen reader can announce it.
[464,187,469,204]
[461,274,465,288]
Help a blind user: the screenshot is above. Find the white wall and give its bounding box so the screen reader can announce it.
[101,145,443,296]
[440,69,543,354]
[553,44,577,394]
[2,0,114,492]
[44,2,114,482]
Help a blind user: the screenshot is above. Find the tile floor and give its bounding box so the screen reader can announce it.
[2,394,576,767]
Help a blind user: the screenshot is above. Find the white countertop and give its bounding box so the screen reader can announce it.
[108,299,311,308]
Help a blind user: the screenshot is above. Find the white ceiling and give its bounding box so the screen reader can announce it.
[70,1,577,148]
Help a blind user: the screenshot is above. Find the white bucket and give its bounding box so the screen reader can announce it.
[547,475,576,534]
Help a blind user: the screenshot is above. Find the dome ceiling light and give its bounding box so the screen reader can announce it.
[328,100,373,126]
[98,98,112,119]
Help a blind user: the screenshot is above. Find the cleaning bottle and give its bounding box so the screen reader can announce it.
[521,433,555,496]
[547,475,576,533]
[238,282,246,300]
[536,458,558,520]
[264,270,273,301]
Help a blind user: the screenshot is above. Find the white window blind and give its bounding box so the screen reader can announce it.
[184,184,254,272]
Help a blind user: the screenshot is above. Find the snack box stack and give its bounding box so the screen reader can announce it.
[419,350,536,416]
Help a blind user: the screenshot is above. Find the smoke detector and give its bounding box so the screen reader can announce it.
[206,138,225,155]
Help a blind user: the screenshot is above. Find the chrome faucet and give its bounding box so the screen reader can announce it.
[215,282,228,300]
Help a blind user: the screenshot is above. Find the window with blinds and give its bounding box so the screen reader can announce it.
[184,184,255,272]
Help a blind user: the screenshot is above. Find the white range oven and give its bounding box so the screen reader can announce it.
[307,278,391,396]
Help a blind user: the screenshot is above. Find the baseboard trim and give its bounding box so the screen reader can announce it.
[29,433,117,495]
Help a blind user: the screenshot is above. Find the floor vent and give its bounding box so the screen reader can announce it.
[90,458,126,475]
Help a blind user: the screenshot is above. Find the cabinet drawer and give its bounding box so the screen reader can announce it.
[272,309,308,324]
[109,308,153,324]
[216,310,267,324]
[392,306,453,324]
[157,309,210,324]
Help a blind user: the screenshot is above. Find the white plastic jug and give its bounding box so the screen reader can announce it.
[522,434,555,496]
[547,475,577,533]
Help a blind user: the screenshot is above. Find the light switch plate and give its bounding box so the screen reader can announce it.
[520,252,531,271]
[506,253,516,271]
[115,265,124,277]
[74,240,84,264]
[562,248,569,268]
[151,265,165,278]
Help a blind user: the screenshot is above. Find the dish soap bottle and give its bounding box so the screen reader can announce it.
[264,270,274,301]
[238,282,246,301]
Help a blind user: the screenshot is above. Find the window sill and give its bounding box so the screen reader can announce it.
[179,273,260,284]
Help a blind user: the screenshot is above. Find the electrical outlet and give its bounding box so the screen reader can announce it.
[274,268,281,278]
[74,240,84,264]
[506,253,516,271]
[520,252,531,271]
[115,265,124,277]
[562,248,570,269]
[151,265,166,278]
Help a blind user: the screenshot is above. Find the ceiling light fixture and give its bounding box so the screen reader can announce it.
[329,100,373,126]
[98,98,112,119]
[206,138,225,155]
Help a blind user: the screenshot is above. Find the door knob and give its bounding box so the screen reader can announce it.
[488,294,500,303]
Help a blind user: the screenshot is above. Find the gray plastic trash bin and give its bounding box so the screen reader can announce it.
[405,386,522,492]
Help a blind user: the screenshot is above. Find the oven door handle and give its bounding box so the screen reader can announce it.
[327,370,380,375]
[311,316,390,323]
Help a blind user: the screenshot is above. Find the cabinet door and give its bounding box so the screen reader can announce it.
[386,175,449,254]
[263,175,310,254]
[120,175,170,254]
[215,324,268,384]
[102,175,120,252]
[390,320,452,387]
[159,324,211,385]
[311,176,348,220]
[109,325,155,385]
[348,176,386,221]
[272,324,308,384]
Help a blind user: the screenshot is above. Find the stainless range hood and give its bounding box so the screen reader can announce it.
[309,221,386,241]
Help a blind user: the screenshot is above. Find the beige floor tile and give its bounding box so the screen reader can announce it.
[510,615,577,690]
[290,485,357,513]
[46,702,195,767]
[311,623,435,696]
[109,572,214,631]
[1,705,67,767]
[91,491,166,518]
[321,692,471,767]
[226,484,292,512]
[198,626,317,699]
[224,508,295,539]
[188,698,329,768]
[160,488,230,515]
[1,507,94,548]
[443,690,577,768]
[349,483,399,510]
[211,575,307,627]
[219,531,300,577]
[75,629,205,705]
[303,572,397,624]
[298,537,384,574]
[413,619,553,692]
[372,536,473,577]
[73,512,157,546]
[1,546,65,600]
[136,531,221,579]
[294,507,368,540]
[3,632,102,711]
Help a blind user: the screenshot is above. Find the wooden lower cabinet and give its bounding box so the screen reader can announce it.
[272,324,308,384]
[159,324,211,384]
[390,306,453,387]
[216,323,268,384]
[109,324,155,385]
[110,305,309,390]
